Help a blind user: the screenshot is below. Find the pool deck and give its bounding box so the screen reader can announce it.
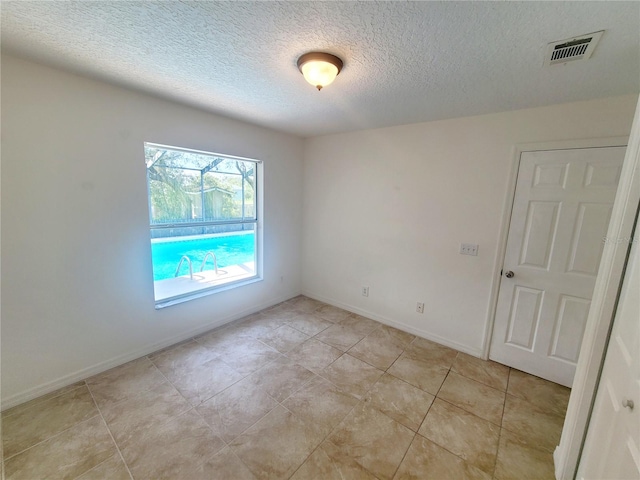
[154,262,256,300]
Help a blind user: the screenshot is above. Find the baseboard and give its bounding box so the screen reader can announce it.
[1,291,300,411]
[302,291,483,358]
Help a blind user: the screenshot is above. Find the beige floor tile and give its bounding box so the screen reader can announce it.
[315,304,351,323]
[161,355,245,406]
[3,385,98,458]
[120,409,225,480]
[100,381,191,449]
[87,357,167,408]
[405,337,458,368]
[240,312,291,333]
[364,373,434,431]
[285,338,343,373]
[349,332,404,370]
[197,328,256,352]
[217,339,282,375]
[507,369,571,417]
[419,398,500,475]
[76,454,131,480]
[291,440,378,480]
[321,354,384,400]
[195,446,257,479]
[286,313,334,336]
[387,352,449,395]
[197,376,278,443]
[4,415,116,480]
[259,325,310,353]
[230,405,325,480]
[451,352,510,391]
[219,336,277,361]
[501,395,565,453]
[197,320,278,351]
[283,376,359,436]
[226,322,275,340]
[329,403,414,480]
[494,429,556,480]
[394,434,491,480]
[437,372,505,425]
[261,304,303,322]
[315,324,367,351]
[1,381,86,419]
[339,314,381,336]
[288,295,324,313]
[376,325,416,349]
[148,340,220,372]
[247,356,316,402]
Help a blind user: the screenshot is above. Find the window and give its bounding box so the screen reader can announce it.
[145,143,262,308]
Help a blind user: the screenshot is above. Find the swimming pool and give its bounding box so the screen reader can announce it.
[151,232,255,281]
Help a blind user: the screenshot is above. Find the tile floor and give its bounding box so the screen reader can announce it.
[1,296,571,480]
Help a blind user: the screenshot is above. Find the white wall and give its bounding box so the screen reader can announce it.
[1,55,304,407]
[301,95,638,356]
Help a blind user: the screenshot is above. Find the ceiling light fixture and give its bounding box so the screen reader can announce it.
[297,52,343,91]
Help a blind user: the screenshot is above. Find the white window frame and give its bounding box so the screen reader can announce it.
[145,142,263,309]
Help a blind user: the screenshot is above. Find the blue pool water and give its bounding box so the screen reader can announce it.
[151,233,255,281]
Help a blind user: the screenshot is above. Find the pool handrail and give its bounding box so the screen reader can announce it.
[200,251,219,275]
[175,255,193,280]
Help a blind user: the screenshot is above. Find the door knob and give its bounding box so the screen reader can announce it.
[622,399,634,410]
[504,271,515,278]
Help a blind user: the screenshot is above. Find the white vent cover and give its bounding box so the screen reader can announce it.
[545,31,604,66]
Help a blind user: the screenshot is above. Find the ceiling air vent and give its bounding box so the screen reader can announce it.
[545,31,604,66]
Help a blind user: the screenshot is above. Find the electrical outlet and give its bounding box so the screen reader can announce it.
[416,302,424,314]
[460,243,479,256]
[362,286,369,297]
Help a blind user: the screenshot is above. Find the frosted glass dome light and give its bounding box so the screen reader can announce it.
[297,52,343,91]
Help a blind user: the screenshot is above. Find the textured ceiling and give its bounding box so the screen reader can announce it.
[2,1,639,137]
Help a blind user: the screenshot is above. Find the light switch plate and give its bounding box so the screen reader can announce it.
[460,243,479,256]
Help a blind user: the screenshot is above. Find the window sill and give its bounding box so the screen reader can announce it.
[154,263,261,309]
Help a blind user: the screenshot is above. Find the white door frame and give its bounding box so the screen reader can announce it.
[482,136,630,361]
[555,104,640,479]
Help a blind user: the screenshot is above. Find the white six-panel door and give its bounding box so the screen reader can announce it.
[490,147,626,387]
